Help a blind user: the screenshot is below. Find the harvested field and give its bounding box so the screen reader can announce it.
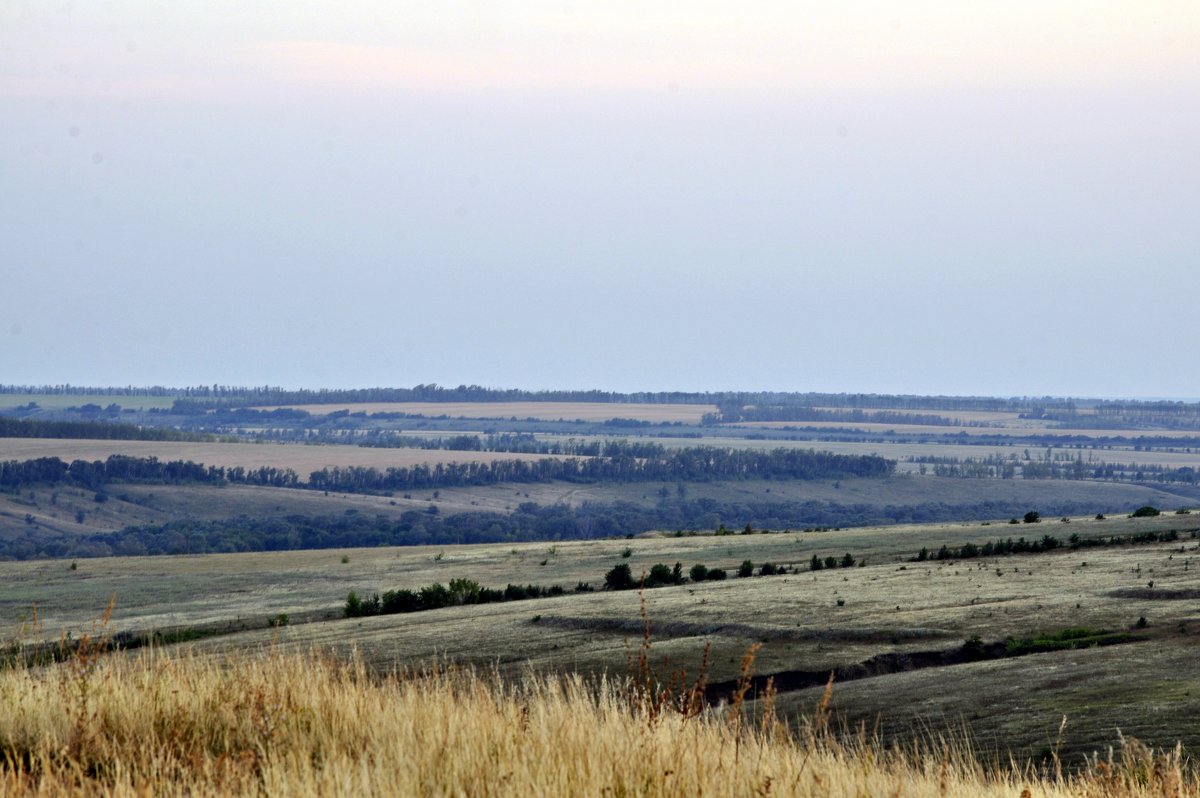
[251,401,716,423]
[733,420,1200,438]
[0,439,578,480]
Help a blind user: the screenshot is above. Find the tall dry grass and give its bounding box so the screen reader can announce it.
[0,640,1194,797]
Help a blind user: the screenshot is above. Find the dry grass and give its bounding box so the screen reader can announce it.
[251,401,716,422]
[0,643,1191,797]
[0,439,576,479]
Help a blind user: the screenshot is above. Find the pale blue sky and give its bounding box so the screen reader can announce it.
[2,2,1198,396]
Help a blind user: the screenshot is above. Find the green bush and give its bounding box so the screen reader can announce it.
[1131,505,1161,518]
[689,563,709,582]
[738,560,754,578]
[647,563,675,587]
[604,563,635,590]
[706,568,727,581]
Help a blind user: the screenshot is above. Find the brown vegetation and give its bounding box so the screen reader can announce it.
[0,643,1191,797]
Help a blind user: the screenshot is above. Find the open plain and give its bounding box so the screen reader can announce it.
[5,511,1198,764]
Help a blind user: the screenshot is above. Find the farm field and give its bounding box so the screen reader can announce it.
[4,511,1198,763]
[646,434,1200,471]
[252,401,716,423]
[0,438,576,477]
[732,420,1200,439]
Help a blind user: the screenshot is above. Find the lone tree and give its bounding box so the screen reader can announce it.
[1131,505,1161,518]
[1023,511,1041,524]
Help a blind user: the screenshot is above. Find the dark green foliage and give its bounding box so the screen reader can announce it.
[0,416,211,443]
[1023,511,1040,524]
[738,560,754,578]
[344,591,381,618]
[921,529,1183,562]
[646,563,675,586]
[689,563,709,582]
[809,555,823,572]
[604,563,635,590]
[705,568,727,581]
[349,577,564,618]
[305,445,894,495]
[1131,505,1161,517]
[823,556,838,569]
[759,562,778,576]
[840,552,855,568]
[1004,627,1133,656]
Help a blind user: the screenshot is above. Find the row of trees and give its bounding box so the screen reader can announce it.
[308,447,894,494]
[0,417,211,442]
[0,456,300,491]
[914,528,1187,562]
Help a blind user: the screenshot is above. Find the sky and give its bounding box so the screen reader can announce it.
[2,1,1198,398]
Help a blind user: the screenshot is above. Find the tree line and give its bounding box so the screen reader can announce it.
[306,447,894,493]
[0,456,299,491]
[0,417,212,443]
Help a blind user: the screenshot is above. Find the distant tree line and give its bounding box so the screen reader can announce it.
[0,456,299,491]
[3,490,1164,560]
[306,447,894,493]
[703,406,983,426]
[915,527,1191,562]
[0,417,212,443]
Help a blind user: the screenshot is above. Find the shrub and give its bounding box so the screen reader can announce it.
[840,553,855,568]
[738,560,754,578]
[759,562,778,576]
[823,556,838,569]
[1131,506,1161,518]
[689,563,709,582]
[574,582,593,593]
[344,591,380,618]
[705,568,727,581]
[620,548,633,558]
[604,563,635,590]
[810,555,823,572]
[419,583,452,610]
[647,563,675,587]
[1023,511,1040,524]
[381,589,419,613]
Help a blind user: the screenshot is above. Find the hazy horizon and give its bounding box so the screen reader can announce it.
[4,2,1198,398]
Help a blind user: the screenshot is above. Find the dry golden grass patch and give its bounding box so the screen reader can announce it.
[0,645,1189,797]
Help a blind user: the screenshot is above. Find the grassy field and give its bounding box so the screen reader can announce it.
[5,512,1200,764]
[5,647,1189,797]
[253,401,716,422]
